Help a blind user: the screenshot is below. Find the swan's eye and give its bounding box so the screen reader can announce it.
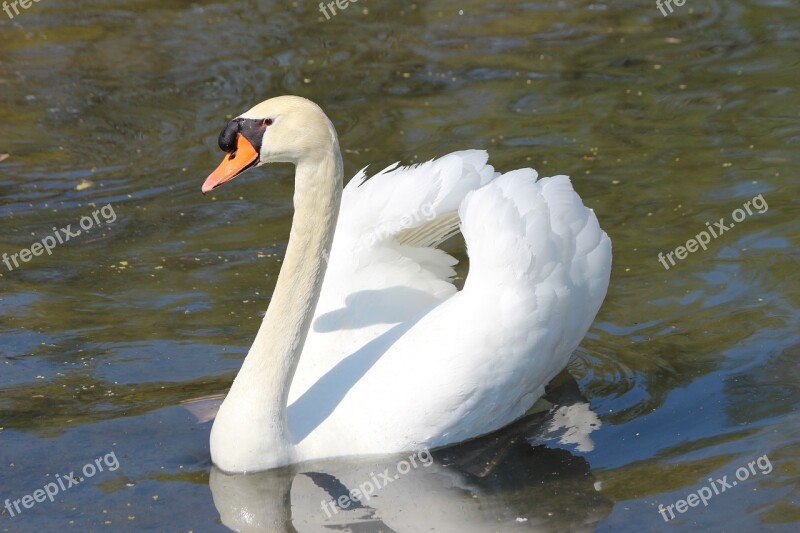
[263,118,273,126]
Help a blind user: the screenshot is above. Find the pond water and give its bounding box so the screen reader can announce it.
[1,0,798,531]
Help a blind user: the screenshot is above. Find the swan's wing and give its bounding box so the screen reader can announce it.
[326,149,497,305]
[415,170,612,446]
[292,169,612,457]
[289,151,497,403]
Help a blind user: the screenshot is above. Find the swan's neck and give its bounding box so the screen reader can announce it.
[211,148,342,472]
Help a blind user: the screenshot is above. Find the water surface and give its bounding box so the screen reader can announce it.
[1,0,798,531]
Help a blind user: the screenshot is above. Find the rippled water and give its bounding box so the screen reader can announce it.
[1,0,798,531]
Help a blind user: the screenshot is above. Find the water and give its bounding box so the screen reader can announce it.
[1,0,798,531]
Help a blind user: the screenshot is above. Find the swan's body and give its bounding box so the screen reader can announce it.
[202,96,611,473]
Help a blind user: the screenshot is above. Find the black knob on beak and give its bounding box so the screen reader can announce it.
[218,118,243,152]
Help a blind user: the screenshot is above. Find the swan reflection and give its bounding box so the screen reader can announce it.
[207,373,612,532]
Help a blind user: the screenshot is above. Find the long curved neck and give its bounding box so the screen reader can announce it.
[211,146,342,473]
[249,152,342,410]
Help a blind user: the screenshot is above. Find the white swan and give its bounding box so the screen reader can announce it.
[201,96,612,473]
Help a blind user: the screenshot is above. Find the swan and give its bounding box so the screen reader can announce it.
[201,96,612,473]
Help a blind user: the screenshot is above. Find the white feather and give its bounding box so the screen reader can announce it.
[288,153,611,460]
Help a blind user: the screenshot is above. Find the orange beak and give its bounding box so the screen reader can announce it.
[202,134,259,194]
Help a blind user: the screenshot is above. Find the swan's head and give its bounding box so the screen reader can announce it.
[202,96,338,194]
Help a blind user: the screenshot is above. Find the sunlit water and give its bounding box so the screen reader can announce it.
[1,0,798,531]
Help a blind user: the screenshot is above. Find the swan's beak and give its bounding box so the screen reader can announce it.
[202,134,260,194]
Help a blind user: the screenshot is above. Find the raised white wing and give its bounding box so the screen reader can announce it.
[288,150,497,402]
[289,164,611,458]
